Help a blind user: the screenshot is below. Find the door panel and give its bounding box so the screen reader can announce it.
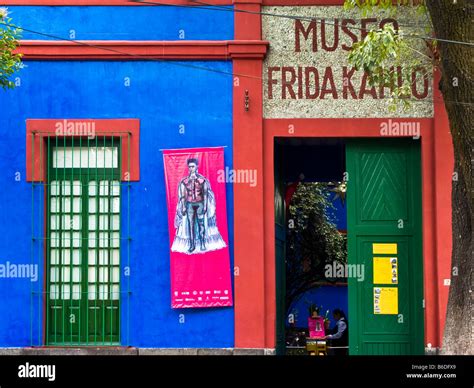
[346,139,423,355]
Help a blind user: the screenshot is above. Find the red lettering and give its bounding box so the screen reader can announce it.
[342,67,358,99]
[297,66,303,99]
[361,18,377,40]
[267,67,280,99]
[305,67,320,99]
[321,19,339,52]
[341,19,358,51]
[282,67,297,99]
[295,19,317,52]
[320,67,338,99]
[359,72,377,99]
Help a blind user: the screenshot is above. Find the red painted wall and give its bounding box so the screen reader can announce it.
[230,1,454,351]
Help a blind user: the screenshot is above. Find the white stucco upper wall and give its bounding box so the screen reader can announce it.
[262,6,434,118]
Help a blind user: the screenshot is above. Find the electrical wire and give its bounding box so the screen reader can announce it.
[2,22,473,106]
[129,0,474,47]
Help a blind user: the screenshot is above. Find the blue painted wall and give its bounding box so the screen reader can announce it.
[0,59,234,347]
[8,6,233,41]
[287,286,348,330]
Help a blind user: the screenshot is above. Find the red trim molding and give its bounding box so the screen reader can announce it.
[18,40,268,60]
[2,0,343,4]
[262,0,344,4]
[2,0,231,5]
[26,119,140,182]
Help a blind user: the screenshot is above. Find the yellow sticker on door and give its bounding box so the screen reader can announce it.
[374,287,398,315]
[373,257,398,284]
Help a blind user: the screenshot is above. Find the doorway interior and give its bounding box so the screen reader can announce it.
[274,138,348,355]
[274,136,424,356]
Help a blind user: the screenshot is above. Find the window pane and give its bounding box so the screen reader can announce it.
[50,249,59,264]
[50,267,59,283]
[61,181,71,196]
[89,181,97,196]
[111,250,120,265]
[88,250,96,265]
[72,284,81,300]
[88,267,96,283]
[62,215,71,230]
[50,215,59,230]
[98,285,108,300]
[99,267,108,283]
[72,232,81,248]
[62,284,70,300]
[111,233,120,248]
[61,250,70,265]
[88,232,96,248]
[99,216,108,230]
[111,215,120,231]
[50,181,59,196]
[72,215,81,230]
[50,285,59,300]
[50,197,59,213]
[88,285,96,300]
[111,197,120,213]
[61,267,70,283]
[51,232,59,247]
[62,198,71,213]
[99,181,109,196]
[111,181,120,196]
[61,232,70,248]
[111,285,120,300]
[89,215,96,230]
[53,147,118,168]
[72,197,81,213]
[89,198,96,213]
[99,198,109,213]
[72,249,81,265]
[99,232,109,248]
[98,250,108,265]
[72,267,81,282]
[112,267,120,283]
[72,180,81,196]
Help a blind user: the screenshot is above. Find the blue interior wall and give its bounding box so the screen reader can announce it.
[287,286,348,330]
[0,59,234,348]
[8,6,234,41]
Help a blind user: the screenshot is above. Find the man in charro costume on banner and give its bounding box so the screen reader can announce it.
[171,158,227,254]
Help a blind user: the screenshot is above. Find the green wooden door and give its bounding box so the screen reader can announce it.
[274,141,287,355]
[346,139,424,355]
[46,138,121,345]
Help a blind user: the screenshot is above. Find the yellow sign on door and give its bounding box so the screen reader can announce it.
[374,287,398,315]
[373,257,398,284]
[372,243,398,255]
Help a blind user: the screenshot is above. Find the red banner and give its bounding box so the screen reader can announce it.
[163,147,233,308]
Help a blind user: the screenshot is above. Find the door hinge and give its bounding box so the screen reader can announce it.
[422,299,425,309]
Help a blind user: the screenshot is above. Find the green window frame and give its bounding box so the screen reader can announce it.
[45,136,121,346]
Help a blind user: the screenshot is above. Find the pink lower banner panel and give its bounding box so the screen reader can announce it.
[163,147,233,308]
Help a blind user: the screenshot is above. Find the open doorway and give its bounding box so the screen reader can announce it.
[274,138,348,356]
